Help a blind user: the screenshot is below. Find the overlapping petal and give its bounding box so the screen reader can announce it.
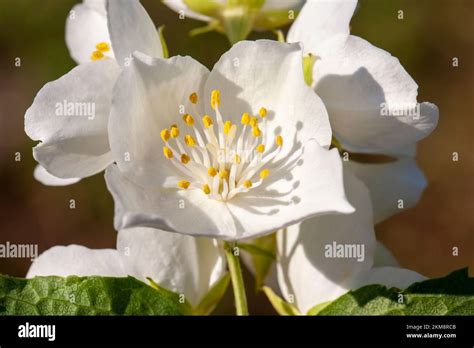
[287,0,357,53]
[25,59,120,178]
[345,158,427,224]
[107,0,163,65]
[277,171,375,313]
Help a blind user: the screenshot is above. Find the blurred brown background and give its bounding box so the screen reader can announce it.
[0,0,472,313]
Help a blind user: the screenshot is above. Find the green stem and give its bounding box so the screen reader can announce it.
[224,241,249,315]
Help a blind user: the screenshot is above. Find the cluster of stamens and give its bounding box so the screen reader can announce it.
[91,42,111,61]
[161,90,283,201]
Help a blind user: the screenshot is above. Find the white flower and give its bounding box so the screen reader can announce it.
[276,171,426,314]
[27,227,226,307]
[105,40,354,240]
[163,0,305,42]
[25,0,163,182]
[288,0,439,223]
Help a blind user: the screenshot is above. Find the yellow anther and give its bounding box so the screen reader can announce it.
[90,50,105,61]
[160,129,170,142]
[202,115,213,128]
[177,180,190,189]
[189,92,198,104]
[259,107,267,118]
[95,42,110,52]
[184,134,196,147]
[211,89,220,109]
[170,126,180,138]
[276,135,283,147]
[182,114,194,126]
[202,184,211,195]
[256,144,265,153]
[241,112,250,125]
[252,126,262,137]
[235,154,241,164]
[224,121,232,135]
[208,167,218,177]
[219,170,229,180]
[250,117,259,127]
[243,180,253,188]
[163,147,173,159]
[260,169,270,179]
[180,154,191,164]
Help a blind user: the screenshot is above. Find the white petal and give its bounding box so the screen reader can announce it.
[355,266,426,290]
[109,52,209,187]
[117,227,226,306]
[313,35,439,153]
[33,164,81,186]
[228,141,354,239]
[66,0,114,64]
[25,59,119,178]
[27,245,130,278]
[162,0,214,22]
[105,165,238,239]
[205,40,332,151]
[276,171,375,313]
[107,0,163,65]
[287,0,357,54]
[374,241,399,267]
[345,158,427,224]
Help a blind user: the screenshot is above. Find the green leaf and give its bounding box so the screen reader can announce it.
[306,301,331,315]
[0,275,184,315]
[194,273,230,315]
[146,277,193,315]
[239,234,276,291]
[316,268,474,315]
[262,286,300,316]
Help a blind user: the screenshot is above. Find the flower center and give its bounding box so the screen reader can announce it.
[160,90,283,201]
[90,42,111,61]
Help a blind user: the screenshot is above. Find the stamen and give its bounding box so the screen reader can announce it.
[252,126,262,137]
[95,42,110,52]
[211,90,220,110]
[202,115,213,128]
[177,180,190,189]
[259,107,267,118]
[91,50,105,61]
[276,135,283,147]
[163,147,173,159]
[260,169,270,179]
[184,134,196,147]
[224,121,232,135]
[202,184,211,195]
[235,154,241,164]
[219,170,229,180]
[243,180,253,188]
[241,113,250,125]
[250,117,258,127]
[189,92,198,104]
[170,126,180,138]
[183,114,194,126]
[256,144,265,153]
[181,154,191,164]
[160,129,170,142]
[208,167,218,177]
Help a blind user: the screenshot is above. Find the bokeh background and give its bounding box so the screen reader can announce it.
[0,0,472,314]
